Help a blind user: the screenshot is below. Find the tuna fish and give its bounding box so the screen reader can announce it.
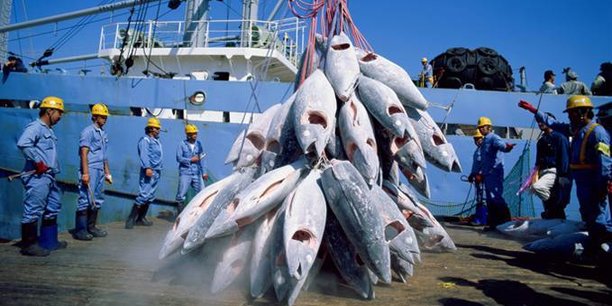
[400,163,430,199]
[225,103,282,169]
[381,180,434,231]
[264,94,299,168]
[357,74,419,142]
[271,208,291,302]
[390,252,414,283]
[324,32,360,101]
[159,171,250,259]
[370,185,421,264]
[324,211,374,300]
[320,160,391,283]
[205,159,306,239]
[496,219,584,240]
[283,169,326,280]
[338,97,379,185]
[250,205,285,299]
[182,166,257,253]
[396,183,456,252]
[523,232,589,259]
[356,49,429,110]
[405,107,462,172]
[293,69,337,157]
[210,224,256,294]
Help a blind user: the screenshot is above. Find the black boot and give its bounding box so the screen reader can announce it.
[125,204,139,229]
[135,204,153,226]
[72,210,93,241]
[176,201,186,216]
[87,208,107,237]
[40,218,68,250]
[20,221,50,257]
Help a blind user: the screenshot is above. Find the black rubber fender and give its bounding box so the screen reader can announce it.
[478,57,499,75]
[446,56,467,73]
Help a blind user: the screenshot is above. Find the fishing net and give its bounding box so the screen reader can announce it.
[422,145,536,218]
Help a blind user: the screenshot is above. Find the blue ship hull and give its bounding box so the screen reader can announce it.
[0,72,610,239]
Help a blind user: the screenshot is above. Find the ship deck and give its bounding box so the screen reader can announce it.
[0,216,610,306]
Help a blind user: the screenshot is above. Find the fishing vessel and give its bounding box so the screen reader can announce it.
[0,0,610,239]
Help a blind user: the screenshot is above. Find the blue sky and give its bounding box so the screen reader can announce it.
[7,0,612,91]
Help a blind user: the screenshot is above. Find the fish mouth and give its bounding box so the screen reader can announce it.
[451,159,462,173]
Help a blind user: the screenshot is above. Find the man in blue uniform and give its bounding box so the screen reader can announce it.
[419,57,434,88]
[175,123,208,214]
[468,129,487,225]
[125,117,163,229]
[73,103,113,240]
[17,96,67,256]
[531,114,571,219]
[475,116,516,230]
[519,96,612,260]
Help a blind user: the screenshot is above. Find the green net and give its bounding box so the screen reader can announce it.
[421,145,536,218]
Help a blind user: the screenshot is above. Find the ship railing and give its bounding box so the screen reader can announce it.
[99,17,306,66]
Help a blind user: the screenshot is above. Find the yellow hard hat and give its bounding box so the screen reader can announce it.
[185,123,198,134]
[40,96,64,112]
[473,129,483,139]
[477,116,492,127]
[421,57,428,62]
[564,95,593,112]
[91,103,109,116]
[146,117,161,128]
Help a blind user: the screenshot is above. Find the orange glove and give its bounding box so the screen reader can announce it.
[145,168,153,177]
[607,181,612,194]
[203,173,209,181]
[474,174,483,184]
[506,143,516,150]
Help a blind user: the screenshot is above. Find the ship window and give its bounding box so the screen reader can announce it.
[212,72,230,81]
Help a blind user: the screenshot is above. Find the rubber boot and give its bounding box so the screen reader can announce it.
[176,201,186,216]
[40,218,68,250]
[125,204,139,229]
[135,203,153,226]
[20,221,50,257]
[471,203,487,226]
[72,210,93,241]
[498,205,512,224]
[87,208,107,237]
[483,205,498,232]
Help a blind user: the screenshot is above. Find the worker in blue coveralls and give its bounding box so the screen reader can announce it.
[125,117,163,229]
[468,129,487,225]
[419,57,434,88]
[175,123,208,214]
[16,96,67,256]
[475,116,516,230]
[72,103,113,241]
[519,96,612,262]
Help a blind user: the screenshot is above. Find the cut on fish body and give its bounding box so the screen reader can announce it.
[283,169,326,281]
[324,32,360,101]
[293,69,337,157]
[182,166,257,253]
[205,159,306,239]
[356,49,429,110]
[160,171,248,259]
[320,160,391,284]
[405,107,462,173]
[338,97,379,185]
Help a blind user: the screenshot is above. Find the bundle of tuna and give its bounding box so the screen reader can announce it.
[158,3,461,305]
